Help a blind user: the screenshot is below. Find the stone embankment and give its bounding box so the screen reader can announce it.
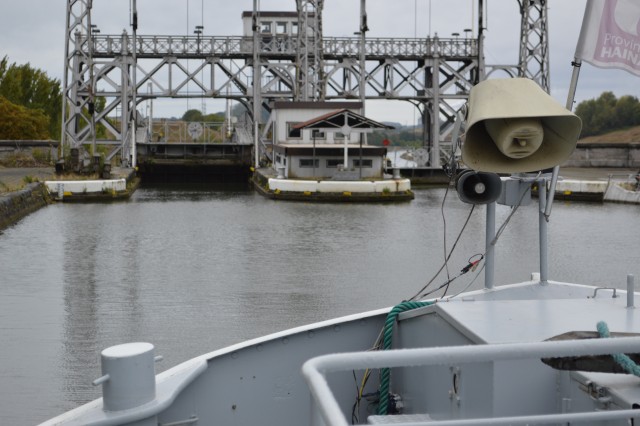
[0,182,52,230]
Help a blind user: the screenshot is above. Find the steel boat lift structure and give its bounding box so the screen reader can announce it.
[61,0,550,170]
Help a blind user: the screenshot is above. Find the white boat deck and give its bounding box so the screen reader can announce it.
[437,296,639,345]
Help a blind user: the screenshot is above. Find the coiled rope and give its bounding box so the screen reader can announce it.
[377,300,434,415]
[597,321,640,376]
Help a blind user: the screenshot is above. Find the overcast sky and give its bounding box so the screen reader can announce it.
[1,0,638,124]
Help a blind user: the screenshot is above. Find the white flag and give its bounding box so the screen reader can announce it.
[575,0,640,76]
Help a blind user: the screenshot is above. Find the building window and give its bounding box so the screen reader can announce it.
[275,154,282,164]
[326,159,342,168]
[261,22,272,34]
[310,129,326,140]
[299,159,319,168]
[292,22,298,35]
[287,122,301,139]
[276,22,287,35]
[353,159,373,168]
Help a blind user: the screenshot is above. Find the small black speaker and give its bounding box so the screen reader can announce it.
[455,170,502,205]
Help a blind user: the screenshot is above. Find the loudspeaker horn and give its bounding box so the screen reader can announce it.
[462,78,582,173]
[455,170,502,205]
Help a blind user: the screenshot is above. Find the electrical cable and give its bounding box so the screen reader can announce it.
[412,175,537,301]
[351,370,360,423]
[418,254,482,300]
[441,184,452,282]
[408,201,475,301]
[351,331,384,423]
[450,262,486,299]
[440,254,483,299]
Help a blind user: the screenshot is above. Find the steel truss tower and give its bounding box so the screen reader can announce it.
[62,0,138,167]
[62,0,551,168]
[296,0,325,101]
[518,0,550,92]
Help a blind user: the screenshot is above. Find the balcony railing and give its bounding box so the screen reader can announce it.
[86,34,478,59]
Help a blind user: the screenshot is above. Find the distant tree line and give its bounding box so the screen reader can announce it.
[0,56,61,140]
[575,91,640,137]
[181,109,225,123]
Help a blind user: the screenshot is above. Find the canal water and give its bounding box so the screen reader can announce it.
[1,182,639,424]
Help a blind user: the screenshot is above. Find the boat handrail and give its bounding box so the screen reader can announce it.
[301,336,640,426]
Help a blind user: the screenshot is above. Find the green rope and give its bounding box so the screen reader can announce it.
[377,300,434,416]
[597,321,640,376]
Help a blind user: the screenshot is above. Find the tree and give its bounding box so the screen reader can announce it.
[575,91,640,137]
[0,56,62,139]
[182,109,204,122]
[203,112,224,122]
[0,96,50,140]
[575,98,598,136]
[615,95,640,128]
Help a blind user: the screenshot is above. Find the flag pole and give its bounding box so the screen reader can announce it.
[544,58,582,220]
[544,0,597,219]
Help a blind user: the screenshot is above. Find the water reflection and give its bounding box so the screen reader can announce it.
[62,222,100,406]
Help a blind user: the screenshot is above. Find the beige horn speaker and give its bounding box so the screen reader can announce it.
[462,78,582,173]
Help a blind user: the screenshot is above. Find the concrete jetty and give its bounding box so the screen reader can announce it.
[554,167,639,203]
[252,167,414,202]
[0,166,137,231]
[43,168,138,202]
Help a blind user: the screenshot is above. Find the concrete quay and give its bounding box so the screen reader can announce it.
[0,166,137,231]
[44,167,138,202]
[553,167,639,203]
[252,167,415,202]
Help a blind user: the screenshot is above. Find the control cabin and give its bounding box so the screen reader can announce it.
[241,11,320,37]
[268,102,391,180]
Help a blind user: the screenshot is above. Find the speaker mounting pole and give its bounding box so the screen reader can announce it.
[485,202,496,290]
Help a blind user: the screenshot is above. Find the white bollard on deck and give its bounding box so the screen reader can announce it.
[94,342,157,412]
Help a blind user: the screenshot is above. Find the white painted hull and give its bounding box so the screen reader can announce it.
[41,279,640,425]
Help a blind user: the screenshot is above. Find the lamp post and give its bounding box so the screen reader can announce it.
[90,25,100,43]
[463,29,472,54]
[194,25,203,54]
[452,32,460,56]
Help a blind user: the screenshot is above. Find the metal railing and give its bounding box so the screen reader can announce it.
[301,336,640,426]
[146,120,226,144]
[89,34,478,60]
